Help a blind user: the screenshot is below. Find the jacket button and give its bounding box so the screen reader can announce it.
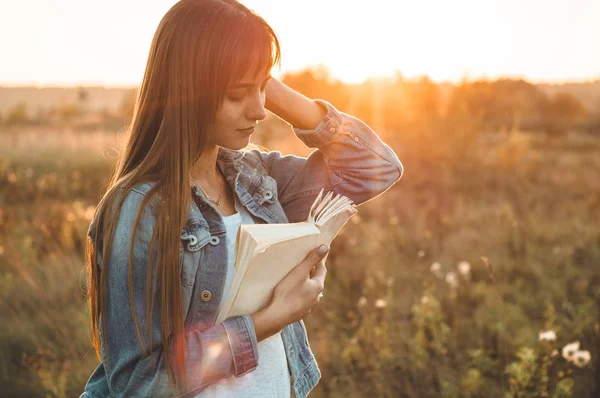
[329,127,336,133]
[263,191,273,200]
[209,236,220,245]
[200,290,212,302]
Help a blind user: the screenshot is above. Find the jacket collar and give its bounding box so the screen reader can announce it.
[216,146,245,163]
[191,147,258,207]
[190,147,245,197]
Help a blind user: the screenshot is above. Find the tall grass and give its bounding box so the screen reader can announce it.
[1,125,598,397]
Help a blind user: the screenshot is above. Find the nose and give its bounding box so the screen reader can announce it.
[245,91,267,123]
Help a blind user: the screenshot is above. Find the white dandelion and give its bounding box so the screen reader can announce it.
[445,272,459,288]
[457,261,471,276]
[375,299,387,308]
[572,350,591,368]
[562,341,580,362]
[430,262,443,278]
[357,296,367,308]
[538,330,557,342]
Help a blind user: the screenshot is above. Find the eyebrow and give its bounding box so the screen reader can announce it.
[229,75,272,89]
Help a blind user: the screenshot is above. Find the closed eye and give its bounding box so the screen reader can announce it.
[227,81,268,101]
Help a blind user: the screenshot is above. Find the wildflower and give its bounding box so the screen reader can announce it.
[562,341,580,362]
[430,262,443,278]
[445,272,458,288]
[374,299,387,308]
[417,250,425,258]
[7,172,17,183]
[457,261,471,276]
[551,349,559,358]
[572,350,591,368]
[538,330,557,342]
[357,296,367,308]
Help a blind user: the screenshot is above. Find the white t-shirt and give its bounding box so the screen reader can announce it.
[194,211,291,398]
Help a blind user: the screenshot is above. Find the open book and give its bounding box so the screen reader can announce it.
[215,189,358,326]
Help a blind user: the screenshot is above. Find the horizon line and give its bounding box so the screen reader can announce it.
[1,71,600,89]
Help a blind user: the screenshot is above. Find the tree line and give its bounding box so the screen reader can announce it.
[2,67,597,136]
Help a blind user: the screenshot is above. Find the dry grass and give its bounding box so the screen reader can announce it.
[1,125,599,397]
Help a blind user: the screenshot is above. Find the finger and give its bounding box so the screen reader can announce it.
[286,246,329,281]
[304,245,329,270]
[309,259,325,278]
[311,245,329,263]
[310,261,327,285]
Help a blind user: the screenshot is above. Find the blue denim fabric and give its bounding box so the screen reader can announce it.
[81,99,403,398]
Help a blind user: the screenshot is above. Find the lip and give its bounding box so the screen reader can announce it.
[237,126,255,133]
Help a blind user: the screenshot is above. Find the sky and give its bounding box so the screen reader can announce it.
[0,0,598,86]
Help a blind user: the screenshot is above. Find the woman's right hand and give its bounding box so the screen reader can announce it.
[251,244,329,342]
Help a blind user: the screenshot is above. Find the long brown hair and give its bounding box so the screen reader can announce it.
[84,0,280,393]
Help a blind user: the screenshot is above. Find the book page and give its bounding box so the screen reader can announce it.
[221,231,320,321]
[215,189,357,325]
[215,223,319,325]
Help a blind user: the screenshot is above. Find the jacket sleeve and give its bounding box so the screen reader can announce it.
[88,188,259,397]
[248,99,403,222]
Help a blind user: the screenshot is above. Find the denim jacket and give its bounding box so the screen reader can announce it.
[81,99,403,398]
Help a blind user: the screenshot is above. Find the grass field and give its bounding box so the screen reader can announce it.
[1,124,598,397]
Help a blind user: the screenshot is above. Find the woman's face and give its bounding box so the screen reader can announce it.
[212,69,271,150]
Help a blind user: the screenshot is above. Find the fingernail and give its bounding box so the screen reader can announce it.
[318,245,329,255]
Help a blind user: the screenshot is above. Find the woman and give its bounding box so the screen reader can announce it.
[81,0,403,397]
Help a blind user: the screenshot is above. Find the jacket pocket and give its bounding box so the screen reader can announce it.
[254,175,278,205]
[252,175,288,224]
[180,219,211,286]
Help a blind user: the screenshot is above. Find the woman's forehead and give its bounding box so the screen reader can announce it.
[228,68,271,88]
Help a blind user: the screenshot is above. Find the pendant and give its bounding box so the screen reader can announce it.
[207,197,221,206]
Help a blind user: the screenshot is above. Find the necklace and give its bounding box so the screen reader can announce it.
[192,168,224,206]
